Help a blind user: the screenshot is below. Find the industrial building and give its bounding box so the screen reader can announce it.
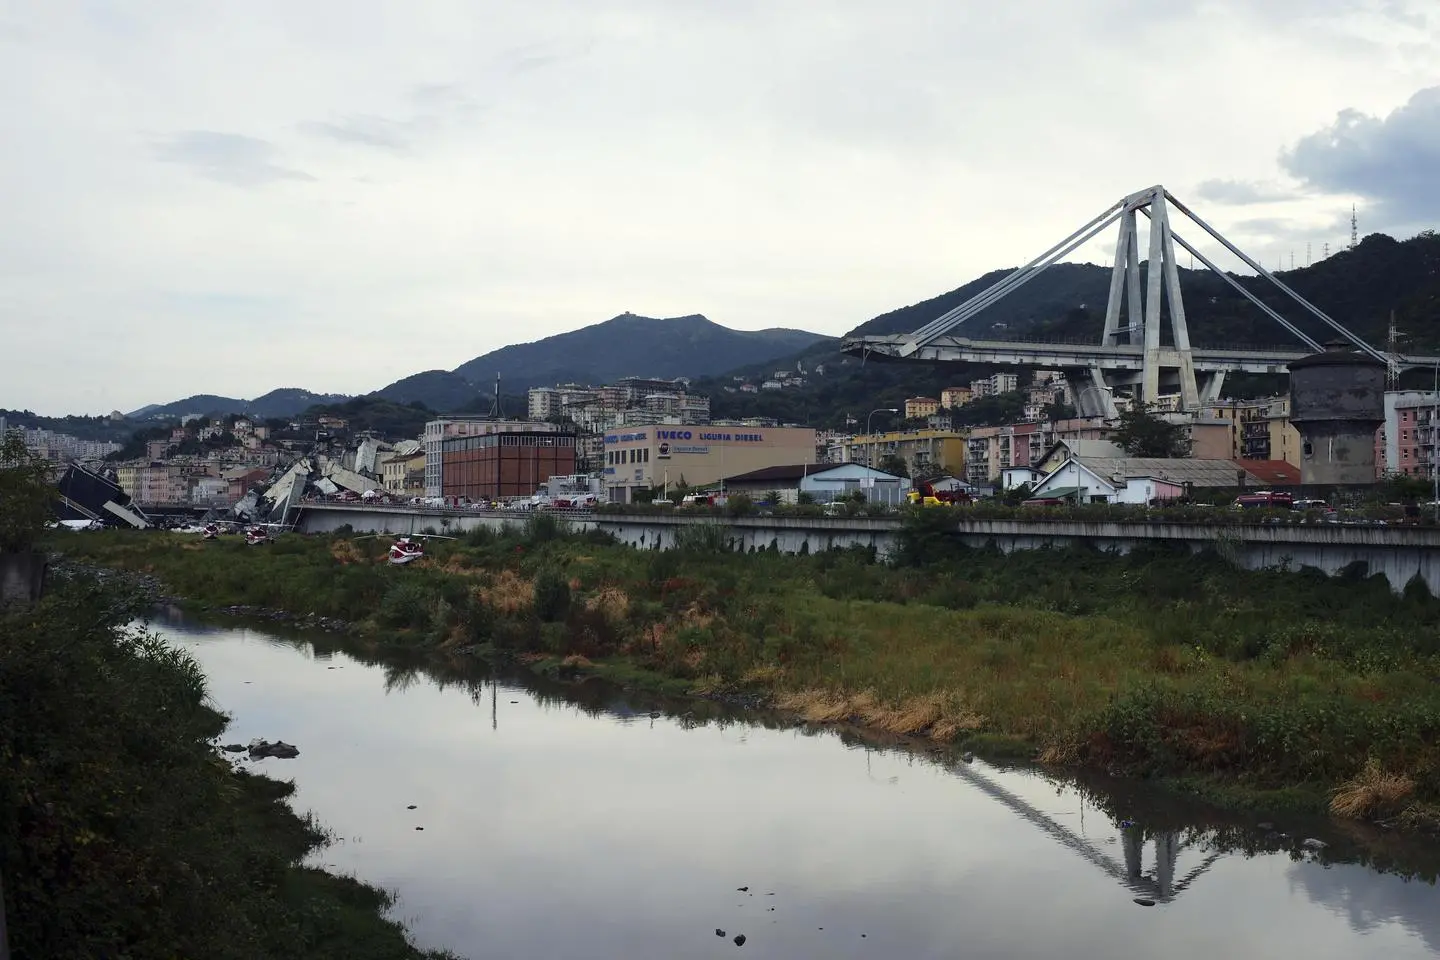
[1288,343,1387,486]
[603,425,817,503]
[440,431,578,502]
[422,418,562,497]
[722,463,910,506]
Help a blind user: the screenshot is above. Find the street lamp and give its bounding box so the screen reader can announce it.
[866,408,899,469]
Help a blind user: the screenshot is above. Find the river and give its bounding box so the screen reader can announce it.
[148,609,1440,959]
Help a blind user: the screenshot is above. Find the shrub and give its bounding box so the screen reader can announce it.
[533,568,572,622]
[674,521,731,553]
[378,579,436,628]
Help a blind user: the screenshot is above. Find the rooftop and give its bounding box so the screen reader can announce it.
[1070,456,1266,487]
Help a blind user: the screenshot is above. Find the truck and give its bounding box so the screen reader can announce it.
[906,479,973,507]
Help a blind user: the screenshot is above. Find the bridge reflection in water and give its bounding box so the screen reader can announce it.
[947,758,1220,904]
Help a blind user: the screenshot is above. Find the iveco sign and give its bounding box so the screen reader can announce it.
[657,430,765,442]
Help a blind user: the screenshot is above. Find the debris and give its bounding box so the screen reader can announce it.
[715,929,725,937]
[248,739,299,759]
[733,934,746,946]
[1134,898,1156,907]
[1301,838,1328,850]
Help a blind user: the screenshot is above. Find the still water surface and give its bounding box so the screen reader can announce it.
[150,609,1440,959]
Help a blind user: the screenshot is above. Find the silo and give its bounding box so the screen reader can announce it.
[1287,341,1386,486]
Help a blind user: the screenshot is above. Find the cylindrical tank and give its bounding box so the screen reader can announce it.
[1288,341,1386,486]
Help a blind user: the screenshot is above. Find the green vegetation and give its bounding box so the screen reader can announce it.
[0,429,54,552]
[1,436,455,958]
[52,514,1440,828]
[0,408,138,443]
[0,578,458,959]
[1113,405,1192,457]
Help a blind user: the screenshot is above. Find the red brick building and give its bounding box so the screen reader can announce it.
[440,432,577,501]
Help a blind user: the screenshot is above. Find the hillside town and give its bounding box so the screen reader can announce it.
[16,352,1436,525]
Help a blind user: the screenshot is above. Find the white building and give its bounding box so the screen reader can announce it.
[528,387,559,421]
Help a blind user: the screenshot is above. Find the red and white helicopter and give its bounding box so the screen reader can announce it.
[201,520,244,540]
[243,522,294,545]
[355,533,458,565]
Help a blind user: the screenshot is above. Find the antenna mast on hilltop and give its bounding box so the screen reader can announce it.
[1350,205,1359,250]
[1323,242,1330,260]
[489,373,502,418]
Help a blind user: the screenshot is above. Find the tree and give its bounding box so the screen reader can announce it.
[0,429,55,553]
[876,454,911,478]
[1113,406,1191,458]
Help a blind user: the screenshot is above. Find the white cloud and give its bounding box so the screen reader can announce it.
[1,0,1438,412]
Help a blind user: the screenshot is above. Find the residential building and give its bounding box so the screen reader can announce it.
[1236,396,1303,467]
[969,418,1113,485]
[440,431,578,501]
[423,418,561,496]
[225,468,271,501]
[602,425,817,504]
[1029,456,1276,504]
[192,476,229,503]
[528,386,560,421]
[839,429,966,477]
[940,386,973,409]
[382,453,425,494]
[904,397,940,420]
[970,372,1020,398]
[722,463,911,507]
[1383,391,1439,478]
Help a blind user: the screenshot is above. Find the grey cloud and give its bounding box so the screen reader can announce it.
[300,115,416,152]
[153,131,313,186]
[1280,86,1440,221]
[1193,179,1297,205]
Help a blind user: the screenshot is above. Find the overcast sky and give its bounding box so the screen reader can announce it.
[3,0,1438,415]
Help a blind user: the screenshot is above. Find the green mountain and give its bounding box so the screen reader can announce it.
[845,231,1440,348]
[453,313,828,386]
[125,389,352,421]
[367,313,831,411]
[698,230,1440,429]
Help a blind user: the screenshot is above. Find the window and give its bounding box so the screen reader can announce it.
[1303,441,1314,457]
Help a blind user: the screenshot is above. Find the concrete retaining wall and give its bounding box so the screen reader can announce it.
[294,505,900,557]
[294,505,1440,594]
[950,519,1440,594]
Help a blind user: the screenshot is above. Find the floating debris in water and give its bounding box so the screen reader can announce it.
[1134,898,1156,907]
[715,929,725,937]
[733,934,746,946]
